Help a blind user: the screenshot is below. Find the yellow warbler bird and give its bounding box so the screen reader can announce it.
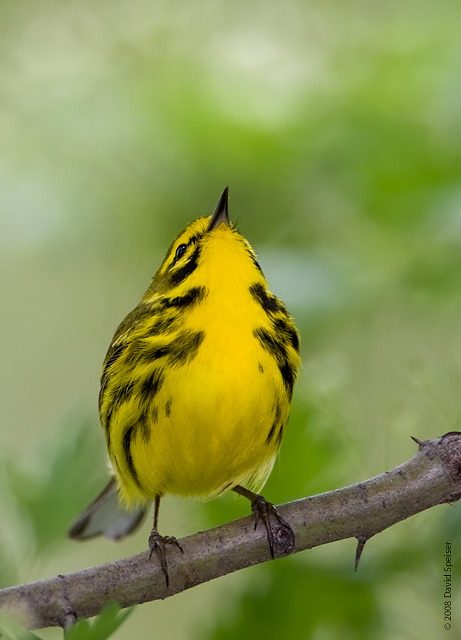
[69,188,300,584]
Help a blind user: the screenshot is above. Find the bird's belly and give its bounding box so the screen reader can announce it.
[118,339,288,504]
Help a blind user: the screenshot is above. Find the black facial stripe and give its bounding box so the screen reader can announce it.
[170,245,201,286]
[187,232,204,247]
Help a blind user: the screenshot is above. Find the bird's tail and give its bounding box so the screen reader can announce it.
[68,477,147,541]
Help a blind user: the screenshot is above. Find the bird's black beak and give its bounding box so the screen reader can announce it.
[207,187,230,232]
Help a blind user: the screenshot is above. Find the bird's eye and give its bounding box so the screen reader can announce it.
[174,243,187,263]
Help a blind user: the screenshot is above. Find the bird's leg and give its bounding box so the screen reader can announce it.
[148,495,183,587]
[233,485,295,557]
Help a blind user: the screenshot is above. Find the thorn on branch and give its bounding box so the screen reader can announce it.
[354,536,369,572]
[410,436,424,447]
[62,610,78,631]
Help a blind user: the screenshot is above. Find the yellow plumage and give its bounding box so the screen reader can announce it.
[70,188,300,581]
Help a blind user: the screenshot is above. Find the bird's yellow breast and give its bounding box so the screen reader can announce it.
[100,220,300,507]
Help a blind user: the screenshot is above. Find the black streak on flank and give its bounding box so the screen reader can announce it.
[170,245,201,286]
[169,330,205,366]
[98,377,108,413]
[272,317,300,353]
[165,398,172,417]
[139,411,151,443]
[266,422,277,444]
[258,363,264,374]
[254,328,288,364]
[123,425,142,490]
[103,379,136,447]
[141,330,205,367]
[140,369,164,402]
[99,342,128,411]
[278,360,295,399]
[147,314,181,336]
[162,286,207,310]
[253,258,264,275]
[254,328,295,397]
[276,424,285,446]
[249,283,281,314]
[103,342,127,376]
[142,344,171,361]
[111,379,136,410]
[151,406,158,424]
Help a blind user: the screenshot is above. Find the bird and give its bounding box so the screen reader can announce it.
[69,188,300,585]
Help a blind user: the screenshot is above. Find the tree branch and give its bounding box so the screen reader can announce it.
[1,432,461,630]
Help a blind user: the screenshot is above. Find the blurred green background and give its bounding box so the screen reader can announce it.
[1,0,461,638]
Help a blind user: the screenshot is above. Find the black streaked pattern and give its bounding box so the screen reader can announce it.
[276,424,285,445]
[170,245,201,286]
[123,425,142,489]
[103,342,127,375]
[277,361,296,399]
[109,379,136,414]
[266,403,282,444]
[250,253,264,275]
[165,398,172,417]
[99,342,128,411]
[272,317,300,353]
[170,330,205,366]
[140,329,205,367]
[103,378,136,444]
[146,313,181,336]
[140,369,165,402]
[254,327,296,399]
[254,328,287,362]
[266,422,277,444]
[139,411,150,443]
[161,286,207,310]
[249,282,281,314]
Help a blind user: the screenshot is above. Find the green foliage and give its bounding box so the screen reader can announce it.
[213,560,381,640]
[65,605,133,640]
[2,1,461,638]
[2,418,104,555]
[0,606,132,640]
[0,616,41,640]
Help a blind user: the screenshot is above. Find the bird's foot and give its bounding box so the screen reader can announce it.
[251,494,295,557]
[148,530,183,587]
